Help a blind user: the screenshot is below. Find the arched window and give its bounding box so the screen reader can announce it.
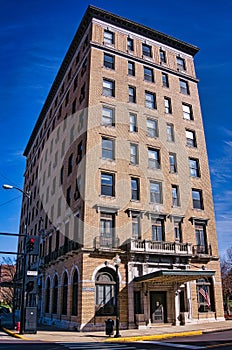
[196,278,215,312]
[95,268,116,316]
[62,272,68,315]
[52,275,58,314]
[71,269,78,316]
[45,277,51,313]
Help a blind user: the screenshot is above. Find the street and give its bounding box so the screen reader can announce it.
[1,329,232,350]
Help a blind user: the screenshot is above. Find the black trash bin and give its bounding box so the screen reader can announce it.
[105,318,114,336]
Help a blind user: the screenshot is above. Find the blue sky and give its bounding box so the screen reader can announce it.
[0,0,231,260]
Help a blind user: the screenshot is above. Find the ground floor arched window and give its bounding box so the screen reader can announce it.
[45,277,51,313]
[196,278,215,312]
[52,275,58,314]
[61,272,68,315]
[95,267,116,316]
[71,269,78,316]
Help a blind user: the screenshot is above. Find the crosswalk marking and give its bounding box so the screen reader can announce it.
[142,341,205,349]
[57,342,138,350]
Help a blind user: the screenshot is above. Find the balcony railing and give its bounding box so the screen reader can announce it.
[192,244,212,256]
[94,236,120,249]
[127,238,192,255]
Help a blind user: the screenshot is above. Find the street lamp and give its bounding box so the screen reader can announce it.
[2,184,30,334]
[113,254,121,338]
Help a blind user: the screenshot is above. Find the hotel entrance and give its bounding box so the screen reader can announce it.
[150,291,167,323]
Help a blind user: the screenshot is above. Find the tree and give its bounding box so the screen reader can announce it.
[221,248,232,310]
[0,257,16,308]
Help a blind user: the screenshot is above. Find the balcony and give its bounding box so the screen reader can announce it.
[192,244,212,256]
[94,236,120,250]
[125,238,192,255]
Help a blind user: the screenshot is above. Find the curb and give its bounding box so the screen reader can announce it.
[2,327,30,340]
[106,330,203,342]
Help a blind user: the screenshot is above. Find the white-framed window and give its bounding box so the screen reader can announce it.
[166,123,174,142]
[132,214,140,239]
[102,137,114,160]
[186,129,197,147]
[145,91,156,109]
[104,30,114,45]
[177,56,186,71]
[172,185,180,207]
[127,37,134,51]
[129,113,137,132]
[174,221,182,242]
[180,79,190,94]
[169,153,177,173]
[131,177,140,201]
[182,103,193,120]
[147,118,158,138]
[142,43,152,57]
[101,173,114,196]
[150,181,162,203]
[148,148,160,169]
[162,73,169,88]
[152,219,164,241]
[130,143,138,165]
[104,53,115,69]
[160,49,166,63]
[102,106,115,126]
[144,66,154,82]
[192,189,203,209]
[129,86,136,103]
[128,61,135,76]
[164,97,172,114]
[103,79,115,97]
[189,158,200,177]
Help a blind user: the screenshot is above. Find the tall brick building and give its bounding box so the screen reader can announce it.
[16,6,224,330]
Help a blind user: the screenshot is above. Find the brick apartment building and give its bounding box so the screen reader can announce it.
[16,6,224,330]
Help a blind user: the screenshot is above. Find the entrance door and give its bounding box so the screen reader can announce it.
[150,291,167,323]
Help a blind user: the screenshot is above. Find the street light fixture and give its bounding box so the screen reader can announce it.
[2,184,30,334]
[113,254,121,338]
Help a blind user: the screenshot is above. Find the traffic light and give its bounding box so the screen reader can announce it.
[26,236,39,255]
[26,276,37,294]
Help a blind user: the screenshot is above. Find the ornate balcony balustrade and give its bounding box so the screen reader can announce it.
[127,238,192,255]
[94,236,120,249]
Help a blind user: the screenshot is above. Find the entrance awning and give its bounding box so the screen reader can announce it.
[134,269,215,284]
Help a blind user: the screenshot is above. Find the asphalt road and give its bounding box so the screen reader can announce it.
[1,329,232,350]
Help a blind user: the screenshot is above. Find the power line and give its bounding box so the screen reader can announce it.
[0,195,22,208]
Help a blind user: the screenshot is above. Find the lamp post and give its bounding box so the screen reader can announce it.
[2,184,30,334]
[113,254,121,338]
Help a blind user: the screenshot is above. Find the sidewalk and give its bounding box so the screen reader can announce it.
[3,320,232,342]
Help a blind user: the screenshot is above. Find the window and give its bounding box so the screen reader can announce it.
[180,79,190,94]
[102,106,114,126]
[145,91,156,109]
[174,221,182,242]
[66,186,71,206]
[197,278,212,312]
[99,213,116,248]
[60,166,64,185]
[189,158,200,177]
[71,270,78,316]
[95,268,116,316]
[45,277,50,313]
[144,67,154,82]
[186,129,197,147]
[166,123,174,142]
[162,73,169,88]
[142,43,152,57]
[130,143,138,165]
[164,97,172,114]
[104,53,115,69]
[132,214,140,239]
[65,91,69,106]
[168,153,177,173]
[103,79,115,97]
[77,141,83,164]
[62,272,68,315]
[81,59,87,76]
[129,86,136,103]
[79,83,86,103]
[104,30,114,45]
[74,176,81,200]
[68,153,73,175]
[73,75,78,91]
[52,275,58,314]
[148,148,160,169]
[102,137,114,160]
[131,177,140,201]
[183,103,193,120]
[172,185,180,207]
[192,189,203,209]
[129,113,137,132]
[150,181,162,203]
[160,49,166,63]
[147,118,158,138]
[152,220,164,241]
[128,61,135,76]
[101,173,114,196]
[127,37,134,51]
[177,56,186,71]
[195,224,207,254]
